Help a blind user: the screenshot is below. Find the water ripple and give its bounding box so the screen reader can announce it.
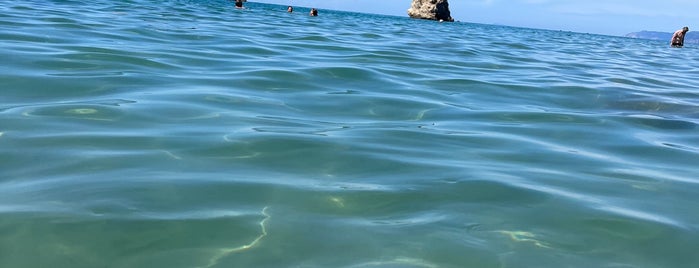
[1,1,699,267]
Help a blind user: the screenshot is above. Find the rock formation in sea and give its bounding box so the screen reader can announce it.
[408,0,454,22]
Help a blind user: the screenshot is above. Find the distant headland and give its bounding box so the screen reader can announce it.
[626,31,699,44]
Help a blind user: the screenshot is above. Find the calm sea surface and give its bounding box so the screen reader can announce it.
[1,1,699,267]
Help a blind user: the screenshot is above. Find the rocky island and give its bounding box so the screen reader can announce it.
[408,0,454,22]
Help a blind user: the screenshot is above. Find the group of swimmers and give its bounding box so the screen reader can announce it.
[288,6,318,16]
[232,1,690,47]
[233,0,319,16]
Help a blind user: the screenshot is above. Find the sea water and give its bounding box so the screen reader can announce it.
[1,1,698,267]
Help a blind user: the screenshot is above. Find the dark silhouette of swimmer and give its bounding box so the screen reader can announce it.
[234,0,243,8]
[310,8,318,16]
[287,6,293,13]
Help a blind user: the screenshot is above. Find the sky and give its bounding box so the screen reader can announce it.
[250,0,699,36]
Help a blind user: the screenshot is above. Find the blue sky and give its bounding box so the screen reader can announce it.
[251,0,698,36]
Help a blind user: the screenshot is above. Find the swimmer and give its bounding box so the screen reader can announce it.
[310,8,318,16]
[287,6,293,13]
[234,0,243,9]
[670,26,689,48]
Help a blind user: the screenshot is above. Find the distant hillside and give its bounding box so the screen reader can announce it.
[626,31,699,44]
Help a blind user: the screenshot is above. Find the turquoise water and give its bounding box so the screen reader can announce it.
[2,0,699,267]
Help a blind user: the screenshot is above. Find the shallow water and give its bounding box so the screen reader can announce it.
[1,1,699,267]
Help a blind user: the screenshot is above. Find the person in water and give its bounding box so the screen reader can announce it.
[234,0,243,8]
[287,6,293,13]
[309,8,318,16]
[670,26,689,47]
